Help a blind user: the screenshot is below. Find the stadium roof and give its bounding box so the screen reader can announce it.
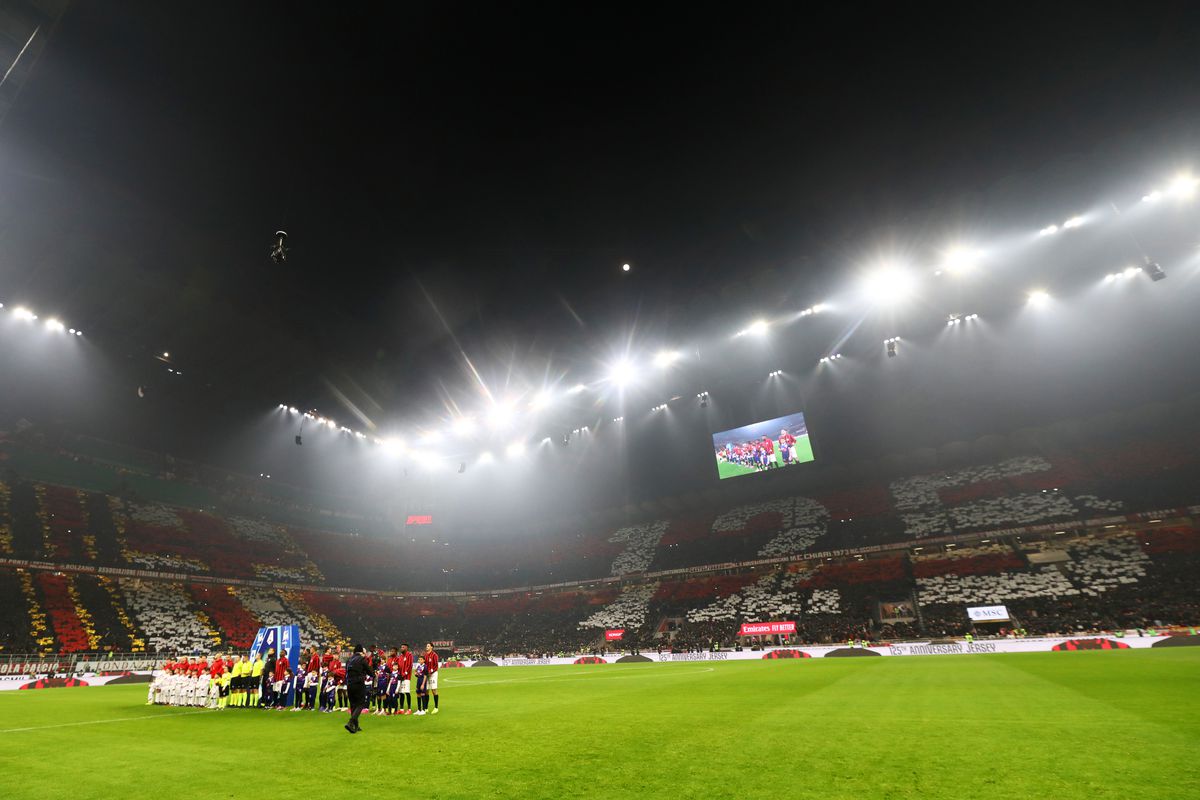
[1,4,1199,490]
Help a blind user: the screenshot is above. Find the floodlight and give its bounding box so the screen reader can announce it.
[506,441,526,457]
[478,451,494,464]
[622,263,631,272]
[1142,190,1162,203]
[45,319,65,332]
[568,383,587,394]
[488,402,515,429]
[381,438,404,455]
[607,359,636,387]
[939,246,981,276]
[861,267,916,306]
[452,416,474,436]
[653,350,681,368]
[744,319,768,336]
[1167,174,1198,199]
[13,306,35,320]
[1141,258,1166,282]
[1038,224,1059,236]
[1027,289,1051,307]
[530,390,554,410]
[1062,216,1085,229]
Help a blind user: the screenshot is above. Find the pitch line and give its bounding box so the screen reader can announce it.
[443,666,716,687]
[0,708,212,733]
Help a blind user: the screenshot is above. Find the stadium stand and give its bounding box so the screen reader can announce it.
[120,579,218,654]
[0,416,1198,654]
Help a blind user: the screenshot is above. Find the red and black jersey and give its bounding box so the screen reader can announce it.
[423,650,439,675]
[398,651,413,679]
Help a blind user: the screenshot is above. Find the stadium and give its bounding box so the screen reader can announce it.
[1,3,1199,799]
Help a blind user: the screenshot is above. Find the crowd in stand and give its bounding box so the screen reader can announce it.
[4,424,1200,657]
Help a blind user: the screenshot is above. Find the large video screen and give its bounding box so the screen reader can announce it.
[712,410,814,480]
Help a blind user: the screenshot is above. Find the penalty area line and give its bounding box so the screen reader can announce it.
[0,708,213,733]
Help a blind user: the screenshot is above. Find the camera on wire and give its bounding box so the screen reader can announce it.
[270,230,289,264]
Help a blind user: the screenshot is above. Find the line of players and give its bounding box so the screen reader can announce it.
[717,429,799,471]
[147,642,441,716]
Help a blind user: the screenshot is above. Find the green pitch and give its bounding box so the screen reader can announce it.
[716,434,814,479]
[1,651,1198,799]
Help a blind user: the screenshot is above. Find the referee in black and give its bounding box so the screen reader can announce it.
[344,644,370,734]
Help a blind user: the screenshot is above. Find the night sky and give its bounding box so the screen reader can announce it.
[2,2,1200,505]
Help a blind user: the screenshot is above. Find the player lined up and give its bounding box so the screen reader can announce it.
[146,642,441,716]
[716,428,800,471]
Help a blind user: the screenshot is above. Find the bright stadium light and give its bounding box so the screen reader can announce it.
[1142,190,1162,203]
[45,318,65,332]
[938,246,982,276]
[530,390,554,411]
[1166,173,1198,199]
[568,383,587,394]
[653,350,681,368]
[862,266,916,306]
[1027,289,1051,307]
[1061,215,1085,229]
[506,440,526,458]
[607,359,636,387]
[13,306,35,320]
[1038,224,1059,236]
[452,416,475,435]
[381,438,404,455]
[488,402,516,429]
[478,451,494,464]
[736,319,768,337]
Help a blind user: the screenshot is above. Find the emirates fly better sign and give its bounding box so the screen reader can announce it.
[738,621,797,636]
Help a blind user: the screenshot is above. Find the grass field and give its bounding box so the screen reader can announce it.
[717,434,815,479]
[1,651,1197,799]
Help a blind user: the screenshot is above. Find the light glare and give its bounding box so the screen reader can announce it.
[1167,174,1198,199]
[862,266,916,306]
[653,350,681,368]
[607,359,636,387]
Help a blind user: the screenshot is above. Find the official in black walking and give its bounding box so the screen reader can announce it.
[344,644,371,733]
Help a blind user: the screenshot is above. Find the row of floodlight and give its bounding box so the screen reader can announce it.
[281,170,1192,450]
[2,303,84,336]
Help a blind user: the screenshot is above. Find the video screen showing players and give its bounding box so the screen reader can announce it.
[712,411,814,480]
